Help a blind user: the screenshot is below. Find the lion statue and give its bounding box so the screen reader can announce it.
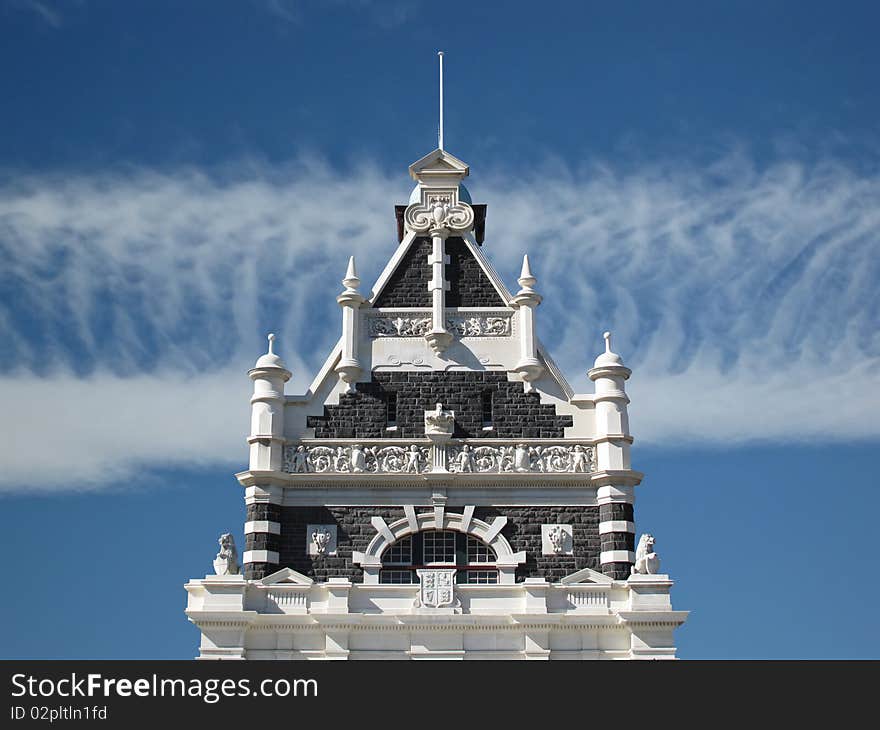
[631,533,660,576]
[213,532,240,576]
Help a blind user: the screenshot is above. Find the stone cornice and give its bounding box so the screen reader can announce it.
[235,468,643,489]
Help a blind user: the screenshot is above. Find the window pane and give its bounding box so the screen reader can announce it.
[458,570,498,584]
[382,536,412,565]
[481,391,493,424]
[386,392,397,426]
[423,530,456,564]
[467,535,495,564]
[380,569,416,584]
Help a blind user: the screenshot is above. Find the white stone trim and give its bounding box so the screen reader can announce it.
[354,510,524,583]
[598,520,635,535]
[559,567,614,585]
[403,504,419,532]
[243,550,280,564]
[460,505,475,533]
[370,516,396,545]
[597,485,635,504]
[482,515,507,544]
[244,521,281,535]
[244,484,284,505]
[279,487,601,506]
[600,550,635,564]
[259,567,314,586]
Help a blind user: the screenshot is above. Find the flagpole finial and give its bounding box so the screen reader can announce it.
[438,51,444,150]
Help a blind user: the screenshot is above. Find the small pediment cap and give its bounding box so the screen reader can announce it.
[408,148,470,181]
[559,567,614,585]
[258,567,314,586]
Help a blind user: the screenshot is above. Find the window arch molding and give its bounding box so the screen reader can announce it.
[353,509,525,585]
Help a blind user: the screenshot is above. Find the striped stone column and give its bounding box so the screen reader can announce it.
[243,485,282,580]
[598,485,635,579]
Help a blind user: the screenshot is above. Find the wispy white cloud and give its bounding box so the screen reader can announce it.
[7,0,63,28]
[1,151,878,490]
[258,0,420,29]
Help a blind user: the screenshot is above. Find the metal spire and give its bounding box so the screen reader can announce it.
[438,50,444,150]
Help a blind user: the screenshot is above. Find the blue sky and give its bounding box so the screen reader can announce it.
[1,0,878,658]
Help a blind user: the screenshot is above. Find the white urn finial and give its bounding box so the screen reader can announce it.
[267,332,276,354]
[603,331,612,352]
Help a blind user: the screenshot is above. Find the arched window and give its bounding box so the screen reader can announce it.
[378,530,498,584]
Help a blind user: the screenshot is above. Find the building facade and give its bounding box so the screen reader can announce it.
[184,147,688,659]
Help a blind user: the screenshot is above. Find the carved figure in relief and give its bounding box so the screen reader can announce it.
[571,444,590,473]
[213,533,240,576]
[405,444,424,473]
[311,529,332,556]
[291,445,309,473]
[631,534,661,575]
[333,446,348,472]
[350,444,367,473]
[455,444,475,472]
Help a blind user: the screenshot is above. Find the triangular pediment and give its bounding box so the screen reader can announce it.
[559,567,615,585]
[259,567,314,586]
[409,148,469,182]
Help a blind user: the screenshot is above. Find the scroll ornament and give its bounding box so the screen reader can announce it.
[404,191,474,234]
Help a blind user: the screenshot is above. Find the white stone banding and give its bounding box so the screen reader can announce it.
[244,520,281,535]
[243,550,280,564]
[599,550,635,564]
[598,520,635,535]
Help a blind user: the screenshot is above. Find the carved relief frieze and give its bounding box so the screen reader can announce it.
[283,442,595,476]
[367,312,511,338]
[447,443,596,474]
[283,443,431,474]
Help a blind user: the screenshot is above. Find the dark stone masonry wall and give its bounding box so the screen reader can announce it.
[599,503,634,523]
[246,503,282,523]
[603,563,633,580]
[373,238,432,308]
[372,236,504,308]
[475,506,601,583]
[277,507,405,582]
[307,371,573,439]
[268,505,602,583]
[445,237,504,307]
